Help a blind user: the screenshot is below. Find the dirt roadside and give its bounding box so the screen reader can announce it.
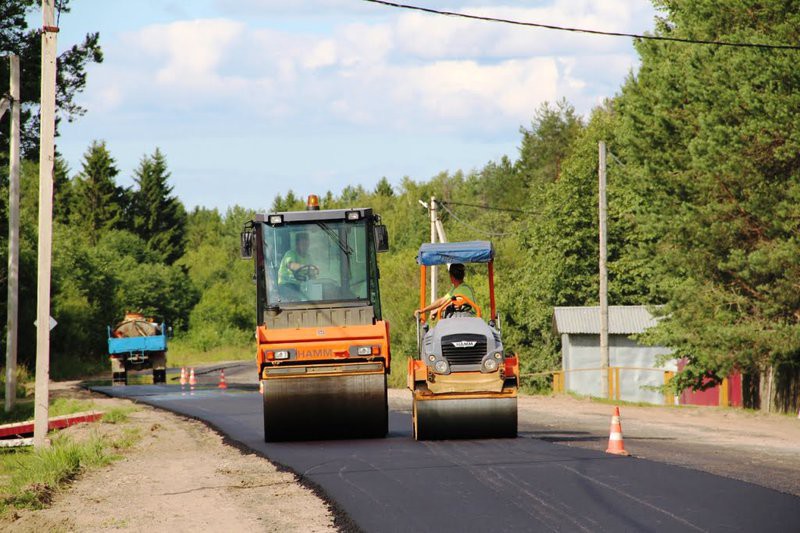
[5,384,335,533]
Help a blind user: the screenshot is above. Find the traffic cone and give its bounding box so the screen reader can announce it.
[179,367,187,387]
[189,368,197,387]
[605,406,630,456]
[218,369,228,389]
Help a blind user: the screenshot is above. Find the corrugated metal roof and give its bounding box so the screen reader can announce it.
[552,305,661,335]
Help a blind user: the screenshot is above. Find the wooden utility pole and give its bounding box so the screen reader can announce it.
[599,141,609,399]
[33,0,58,448]
[5,54,21,413]
[429,196,438,304]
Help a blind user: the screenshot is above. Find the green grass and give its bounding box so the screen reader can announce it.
[166,339,252,368]
[0,366,33,401]
[0,428,141,514]
[101,406,136,424]
[388,354,410,389]
[50,357,108,381]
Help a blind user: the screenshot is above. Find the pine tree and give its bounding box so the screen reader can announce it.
[71,140,126,245]
[131,148,187,264]
[374,177,394,197]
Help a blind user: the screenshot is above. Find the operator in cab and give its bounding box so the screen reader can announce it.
[278,232,319,301]
[414,263,477,319]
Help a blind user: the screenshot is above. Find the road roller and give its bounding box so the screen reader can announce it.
[409,241,518,440]
[241,195,391,441]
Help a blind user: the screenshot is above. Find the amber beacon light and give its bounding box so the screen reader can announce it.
[307,194,320,210]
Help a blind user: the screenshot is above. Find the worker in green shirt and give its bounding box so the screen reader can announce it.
[278,232,318,300]
[414,263,477,319]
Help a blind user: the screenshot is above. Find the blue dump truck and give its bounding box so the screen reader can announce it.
[108,313,168,385]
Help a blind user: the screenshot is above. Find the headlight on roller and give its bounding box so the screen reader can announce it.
[434,360,449,374]
[274,350,290,360]
[483,358,498,371]
[356,346,372,356]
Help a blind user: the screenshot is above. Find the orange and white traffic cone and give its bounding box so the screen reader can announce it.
[605,406,630,456]
[218,369,228,390]
[179,367,187,387]
[189,368,197,387]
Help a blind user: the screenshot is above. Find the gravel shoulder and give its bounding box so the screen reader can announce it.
[5,384,335,533]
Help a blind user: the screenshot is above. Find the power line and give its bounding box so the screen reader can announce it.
[440,200,535,215]
[362,0,800,51]
[438,202,523,237]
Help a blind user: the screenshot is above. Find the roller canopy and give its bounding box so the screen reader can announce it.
[417,241,494,266]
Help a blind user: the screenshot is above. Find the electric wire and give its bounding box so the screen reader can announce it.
[438,201,524,238]
[362,0,800,51]
[441,200,536,215]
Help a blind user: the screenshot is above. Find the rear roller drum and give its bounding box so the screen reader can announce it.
[263,373,388,442]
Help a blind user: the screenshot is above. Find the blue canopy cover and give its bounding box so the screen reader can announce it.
[417,241,494,266]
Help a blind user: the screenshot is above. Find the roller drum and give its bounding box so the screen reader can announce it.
[263,373,388,442]
[414,396,517,440]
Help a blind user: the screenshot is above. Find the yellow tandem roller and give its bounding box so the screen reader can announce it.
[409,240,519,441]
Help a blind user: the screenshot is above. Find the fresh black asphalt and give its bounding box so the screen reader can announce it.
[91,384,800,532]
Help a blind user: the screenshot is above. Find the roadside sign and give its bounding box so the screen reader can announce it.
[33,316,58,331]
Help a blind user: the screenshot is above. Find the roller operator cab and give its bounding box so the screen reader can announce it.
[409,241,519,440]
[241,195,391,441]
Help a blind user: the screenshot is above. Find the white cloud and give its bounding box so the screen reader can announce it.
[80,2,655,140]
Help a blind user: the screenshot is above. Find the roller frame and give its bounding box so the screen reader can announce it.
[262,371,388,442]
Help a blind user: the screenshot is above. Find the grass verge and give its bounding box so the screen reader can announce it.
[166,339,252,368]
[0,427,141,515]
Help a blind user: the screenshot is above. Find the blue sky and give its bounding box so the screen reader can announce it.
[53,1,658,210]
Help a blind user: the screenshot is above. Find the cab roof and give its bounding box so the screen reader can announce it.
[256,208,373,224]
[417,241,494,266]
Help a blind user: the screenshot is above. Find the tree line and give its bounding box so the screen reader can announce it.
[1,1,798,411]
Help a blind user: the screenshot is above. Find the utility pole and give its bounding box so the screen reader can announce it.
[33,0,58,447]
[5,54,21,413]
[599,141,609,399]
[429,196,438,305]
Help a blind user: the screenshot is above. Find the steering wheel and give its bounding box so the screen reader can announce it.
[430,294,482,321]
[293,264,319,281]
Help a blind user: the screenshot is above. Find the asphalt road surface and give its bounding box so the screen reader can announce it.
[92,382,800,533]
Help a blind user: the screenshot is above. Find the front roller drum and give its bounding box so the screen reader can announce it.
[413,395,517,440]
[263,372,388,442]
